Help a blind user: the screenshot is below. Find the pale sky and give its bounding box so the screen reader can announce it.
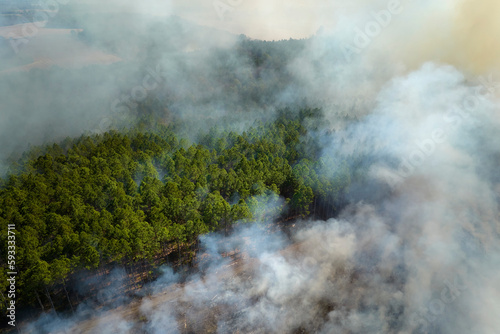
[172,0,351,40]
[74,0,367,40]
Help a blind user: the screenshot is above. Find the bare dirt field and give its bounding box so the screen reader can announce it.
[0,23,122,74]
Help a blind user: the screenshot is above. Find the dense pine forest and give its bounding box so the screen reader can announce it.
[0,108,357,315]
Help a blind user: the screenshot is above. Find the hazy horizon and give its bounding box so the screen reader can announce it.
[68,0,353,40]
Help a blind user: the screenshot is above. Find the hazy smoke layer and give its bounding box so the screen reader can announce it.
[1,0,499,174]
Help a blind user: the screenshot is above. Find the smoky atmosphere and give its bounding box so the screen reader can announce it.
[0,0,499,333]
